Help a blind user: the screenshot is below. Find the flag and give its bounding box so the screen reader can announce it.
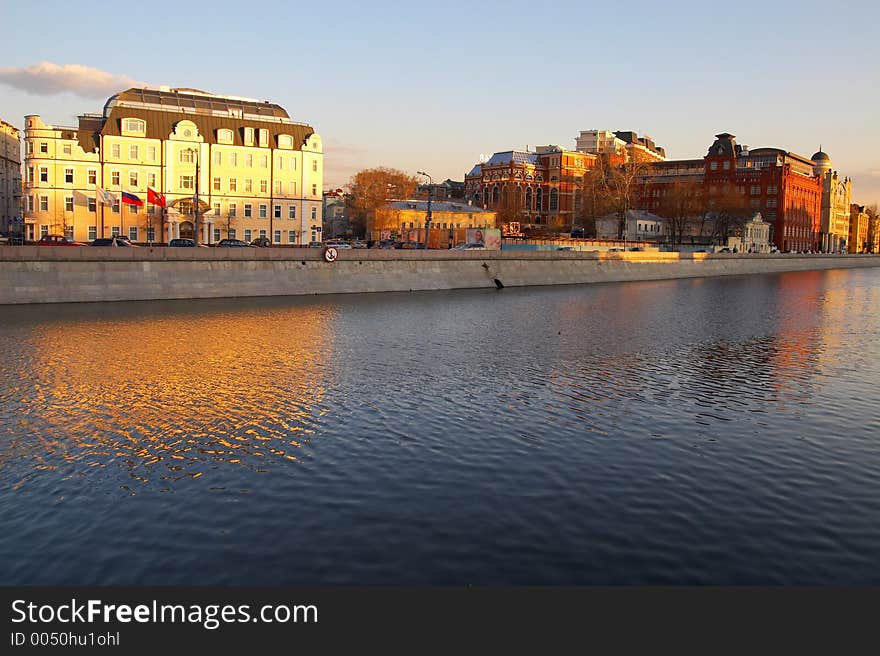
[96,187,116,206]
[121,191,143,207]
[147,187,166,207]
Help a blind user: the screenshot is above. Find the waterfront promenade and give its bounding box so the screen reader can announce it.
[1,246,879,305]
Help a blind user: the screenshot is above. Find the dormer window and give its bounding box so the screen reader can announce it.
[122,118,146,135]
[217,129,234,144]
[277,134,293,149]
[258,129,269,147]
[243,127,254,146]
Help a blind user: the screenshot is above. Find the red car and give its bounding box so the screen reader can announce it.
[37,234,85,246]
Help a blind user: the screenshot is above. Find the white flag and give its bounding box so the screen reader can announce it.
[96,187,117,206]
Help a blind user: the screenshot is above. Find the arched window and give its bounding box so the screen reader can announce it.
[525,187,532,210]
[122,118,146,134]
[217,129,234,144]
[277,134,293,149]
[535,188,543,211]
[549,188,559,211]
[483,187,490,207]
[492,186,500,204]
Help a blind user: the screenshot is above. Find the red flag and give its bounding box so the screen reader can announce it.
[147,187,166,207]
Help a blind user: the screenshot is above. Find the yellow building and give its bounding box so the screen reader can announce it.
[812,150,852,252]
[1,119,21,234]
[23,87,323,244]
[849,204,869,253]
[371,200,497,239]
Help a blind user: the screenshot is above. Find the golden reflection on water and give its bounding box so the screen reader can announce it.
[11,302,331,491]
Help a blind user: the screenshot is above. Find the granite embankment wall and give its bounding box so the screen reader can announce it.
[2,246,879,305]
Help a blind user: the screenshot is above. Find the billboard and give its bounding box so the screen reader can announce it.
[467,228,501,250]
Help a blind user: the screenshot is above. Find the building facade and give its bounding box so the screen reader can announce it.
[813,151,852,252]
[1,119,21,235]
[464,146,596,232]
[849,204,869,252]
[22,87,323,245]
[370,200,496,240]
[575,129,666,162]
[639,133,823,252]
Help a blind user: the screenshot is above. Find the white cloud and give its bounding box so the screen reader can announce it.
[0,62,144,97]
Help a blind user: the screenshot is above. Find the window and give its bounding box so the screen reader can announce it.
[88,226,97,241]
[228,229,236,239]
[180,149,194,163]
[246,154,253,168]
[311,184,317,196]
[214,151,222,166]
[229,178,237,192]
[274,204,281,218]
[259,204,267,218]
[549,188,558,211]
[244,127,254,146]
[129,171,138,187]
[28,196,34,212]
[111,144,120,158]
[244,204,252,218]
[260,180,268,193]
[750,199,761,207]
[129,145,139,160]
[123,119,145,133]
[229,203,237,217]
[766,199,777,208]
[288,230,296,243]
[291,182,297,195]
[27,141,33,154]
[278,135,292,149]
[40,142,48,154]
[65,196,74,212]
[277,156,283,170]
[723,160,730,170]
[274,181,282,194]
[213,228,221,242]
[230,153,238,167]
[217,129,233,144]
[147,227,155,242]
[65,168,74,184]
[213,203,220,216]
[259,229,267,238]
[111,226,120,237]
[244,229,252,242]
[288,205,296,219]
[88,198,96,212]
[148,173,156,188]
[27,167,33,183]
[40,167,48,182]
[147,146,157,162]
[88,169,97,185]
[311,206,317,220]
[274,230,281,243]
[111,171,120,186]
[258,129,268,147]
[312,160,318,172]
[180,176,194,190]
[213,177,221,191]
[245,179,253,193]
[750,185,761,195]
[128,203,138,214]
[129,227,138,241]
[112,201,120,214]
[710,161,718,170]
[63,144,72,155]
[767,185,778,195]
[260,155,268,168]
[40,225,49,238]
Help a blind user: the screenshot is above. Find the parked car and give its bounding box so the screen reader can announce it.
[324,240,352,249]
[91,237,137,247]
[217,238,252,247]
[38,234,85,246]
[251,236,272,247]
[398,241,425,249]
[718,247,731,253]
[377,240,396,249]
[308,241,324,248]
[114,235,134,245]
[452,243,485,250]
[351,240,368,249]
[8,233,25,245]
[169,238,198,247]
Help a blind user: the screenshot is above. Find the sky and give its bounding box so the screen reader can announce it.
[2,0,878,205]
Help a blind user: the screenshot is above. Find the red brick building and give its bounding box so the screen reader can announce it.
[464,146,597,232]
[640,133,823,251]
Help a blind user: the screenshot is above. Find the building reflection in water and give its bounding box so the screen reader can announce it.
[3,299,331,491]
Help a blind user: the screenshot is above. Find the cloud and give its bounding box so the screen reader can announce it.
[0,61,144,97]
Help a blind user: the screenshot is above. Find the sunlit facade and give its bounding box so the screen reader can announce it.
[22,87,323,244]
[0,118,21,235]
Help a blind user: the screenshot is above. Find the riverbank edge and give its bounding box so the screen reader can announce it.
[2,247,879,305]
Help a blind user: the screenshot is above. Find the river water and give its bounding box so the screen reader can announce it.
[1,269,879,585]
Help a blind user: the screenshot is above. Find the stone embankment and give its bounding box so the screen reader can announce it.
[1,246,878,305]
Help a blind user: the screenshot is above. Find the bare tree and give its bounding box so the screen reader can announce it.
[576,164,615,237]
[708,184,750,245]
[346,167,419,238]
[658,180,703,247]
[603,153,652,239]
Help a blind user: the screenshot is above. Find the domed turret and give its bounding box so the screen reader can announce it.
[811,147,832,175]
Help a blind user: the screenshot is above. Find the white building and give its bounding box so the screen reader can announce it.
[22,87,323,244]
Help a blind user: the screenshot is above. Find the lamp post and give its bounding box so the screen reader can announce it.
[184,147,200,245]
[417,171,432,250]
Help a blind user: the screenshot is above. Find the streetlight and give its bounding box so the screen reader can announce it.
[417,171,432,250]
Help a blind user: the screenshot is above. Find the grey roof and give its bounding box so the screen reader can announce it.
[484,151,538,166]
[386,200,492,213]
[811,150,830,162]
[467,164,482,177]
